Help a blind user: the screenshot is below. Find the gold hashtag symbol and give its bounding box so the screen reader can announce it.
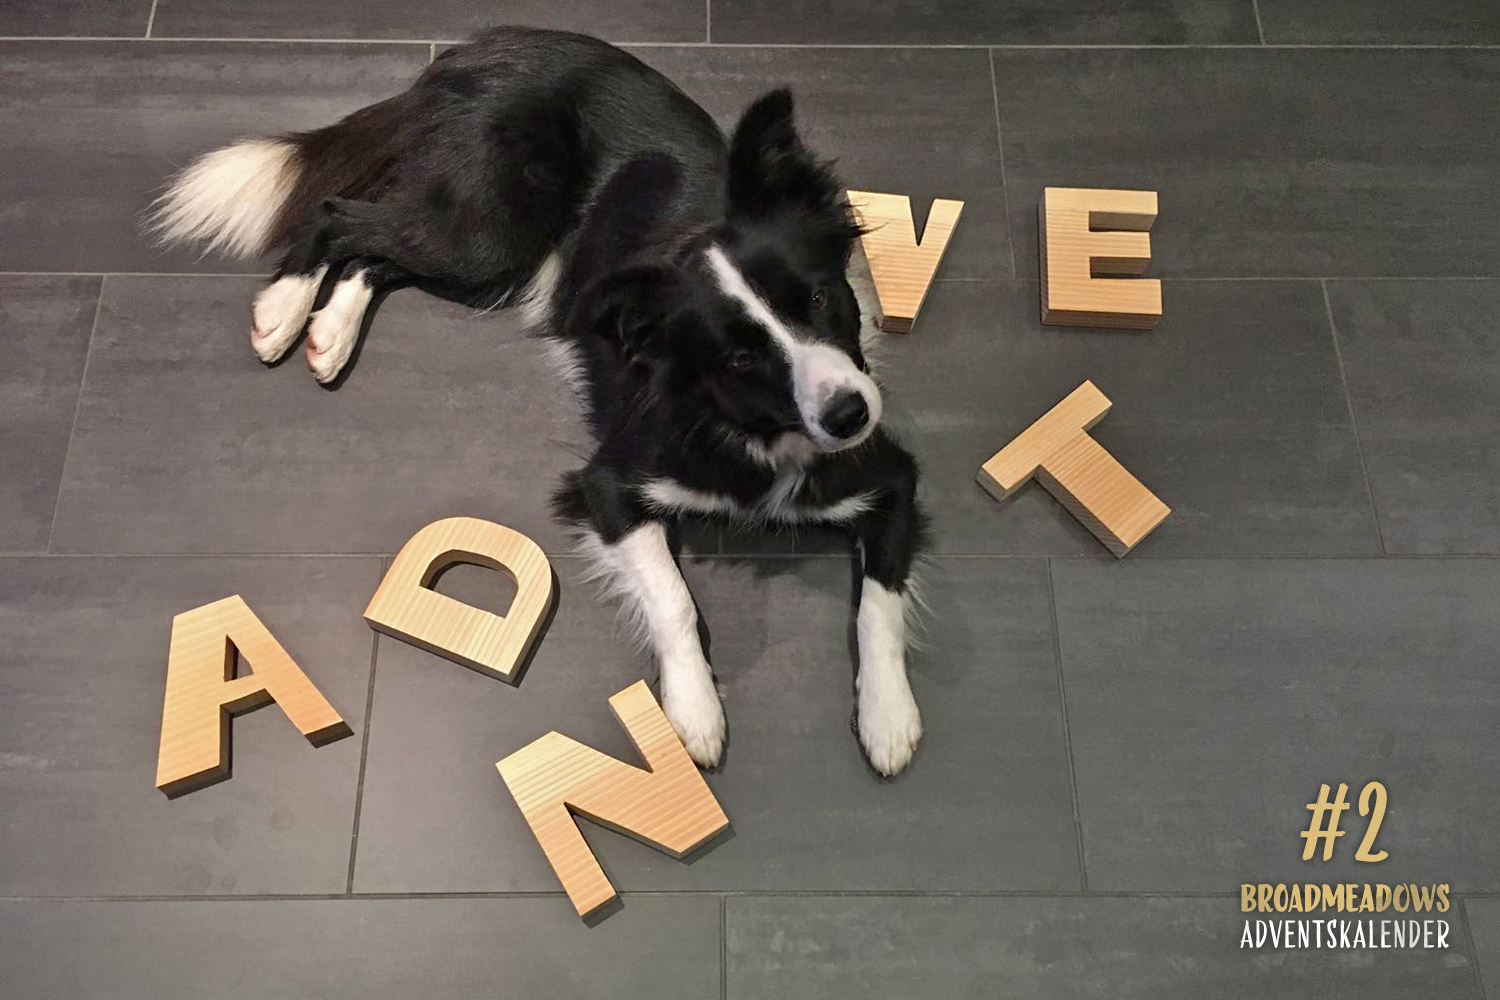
[1302,783,1351,861]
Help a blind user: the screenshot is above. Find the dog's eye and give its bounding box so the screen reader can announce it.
[727,349,756,373]
[810,287,828,311]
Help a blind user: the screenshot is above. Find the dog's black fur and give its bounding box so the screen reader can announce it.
[155,27,928,775]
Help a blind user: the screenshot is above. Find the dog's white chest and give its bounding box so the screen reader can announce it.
[640,474,873,526]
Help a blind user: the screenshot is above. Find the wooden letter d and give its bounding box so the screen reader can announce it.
[364,517,554,683]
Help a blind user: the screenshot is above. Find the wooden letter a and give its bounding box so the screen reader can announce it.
[156,595,350,797]
[497,681,730,919]
[364,516,553,683]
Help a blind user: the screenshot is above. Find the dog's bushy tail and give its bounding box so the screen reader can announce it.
[147,92,412,260]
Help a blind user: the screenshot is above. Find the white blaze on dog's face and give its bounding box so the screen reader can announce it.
[704,243,881,452]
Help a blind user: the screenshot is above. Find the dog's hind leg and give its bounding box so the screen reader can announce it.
[304,258,410,383]
[251,223,333,364]
[250,200,421,379]
[322,196,512,282]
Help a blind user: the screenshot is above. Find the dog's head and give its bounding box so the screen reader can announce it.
[576,90,878,457]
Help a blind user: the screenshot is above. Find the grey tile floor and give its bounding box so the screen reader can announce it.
[2,3,1499,998]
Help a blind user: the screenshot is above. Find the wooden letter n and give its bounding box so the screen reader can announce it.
[497,681,730,920]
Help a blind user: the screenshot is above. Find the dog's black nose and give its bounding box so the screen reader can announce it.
[820,389,870,440]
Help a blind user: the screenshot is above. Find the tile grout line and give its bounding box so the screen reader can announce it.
[1146,276,1500,282]
[0,271,270,278]
[719,894,728,1000]
[1321,279,1389,556]
[705,0,711,43]
[987,49,1019,281]
[0,35,443,44]
[143,0,158,38]
[44,275,106,554]
[0,889,1249,902]
[1461,897,1490,1000]
[8,271,1500,283]
[344,616,383,894]
[7,37,1500,49]
[1250,0,1267,45]
[11,551,1500,561]
[8,551,401,559]
[1045,558,1089,892]
[655,41,1500,50]
[428,41,435,63]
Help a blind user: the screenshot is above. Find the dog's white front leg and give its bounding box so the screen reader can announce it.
[856,577,922,776]
[592,522,725,767]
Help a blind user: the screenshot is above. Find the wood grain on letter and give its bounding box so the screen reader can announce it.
[496,680,730,919]
[364,517,553,683]
[848,190,963,333]
[978,381,1170,556]
[1040,187,1162,330]
[156,595,350,797]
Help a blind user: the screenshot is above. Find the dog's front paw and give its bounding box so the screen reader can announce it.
[661,673,725,769]
[858,682,922,777]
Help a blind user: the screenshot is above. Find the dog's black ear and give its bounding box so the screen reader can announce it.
[727,88,842,220]
[571,154,686,278]
[570,264,675,361]
[728,89,799,198]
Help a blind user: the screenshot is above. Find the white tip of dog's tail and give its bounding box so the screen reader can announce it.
[148,138,300,259]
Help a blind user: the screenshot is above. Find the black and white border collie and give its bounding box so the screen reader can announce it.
[153,27,928,776]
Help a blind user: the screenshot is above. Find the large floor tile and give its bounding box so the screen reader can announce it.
[0,556,378,895]
[874,280,1377,556]
[0,275,99,552]
[1468,899,1500,998]
[1052,558,1500,892]
[992,49,1500,278]
[1329,279,1500,554]
[49,276,593,554]
[0,41,427,272]
[1258,0,1500,43]
[634,45,1007,280]
[0,896,720,998]
[727,895,1480,999]
[353,556,1078,892]
[154,0,705,42]
[712,0,1257,44]
[0,0,149,36]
